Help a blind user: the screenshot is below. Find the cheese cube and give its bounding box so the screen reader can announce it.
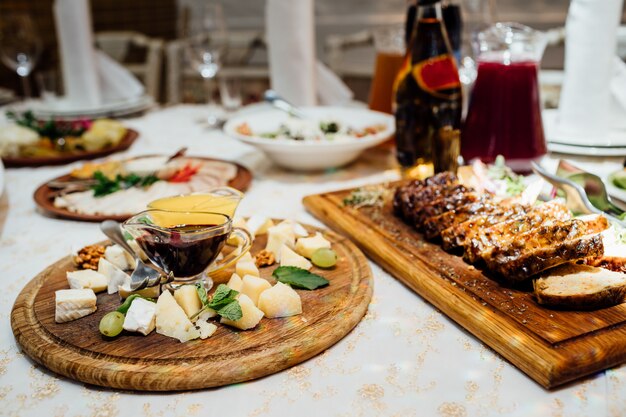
[258,282,302,318]
[277,219,309,238]
[196,320,218,339]
[227,217,251,245]
[174,285,203,318]
[104,245,132,270]
[295,233,331,259]
[265,224,296,262]
[118,282,161,300]
[227,273,244,291]
[123,298,156,335]
[236,251,260,277]
[98,258,130,295]
[280,245,312,270]
[240,275,272,306]
[247,215,274,236]
[55,289,97,323]
[156,291,200,343]
[66,269,108,293]
[220,294,264,330]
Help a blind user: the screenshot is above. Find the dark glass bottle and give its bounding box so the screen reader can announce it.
[393,0,463,178]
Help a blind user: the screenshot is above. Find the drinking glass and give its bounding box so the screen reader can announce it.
[123,210,251,290]
[218,77,242,113]
[369,26,405,114]
[184,3,229,126]
[0,14,42,98]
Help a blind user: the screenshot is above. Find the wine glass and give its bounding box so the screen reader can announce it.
[0,14,42,98]
[184,3,229,127]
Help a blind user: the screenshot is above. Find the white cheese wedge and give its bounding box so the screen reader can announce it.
[295,232,331,259]
[240,275,272,306]
[258,282,303,318]
[277,219,309,238]
[280,245,312,270]
[104,245,131,270]
[220,294,264,330]
[155,291,200,343]
[98,258,130,295]
[66,270,108,293]
[227,217,251,245]
[122,298,156,336]
[118,282,161,300]
[174,285,203,318]
[196,320,218,339]
[55,289,97,323]
[227,273,244,291]
[265,224,296,262]
[247,215,274,236]
[236,251,260,277]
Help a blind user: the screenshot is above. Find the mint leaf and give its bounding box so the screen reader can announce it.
[272,266,329,290]
[217,300,243,321]
[195,283,209,307]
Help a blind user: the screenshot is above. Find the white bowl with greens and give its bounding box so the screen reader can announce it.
[224,106,394,171]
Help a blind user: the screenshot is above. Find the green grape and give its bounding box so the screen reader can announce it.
[311,248,338,268]
[99,311,125,337]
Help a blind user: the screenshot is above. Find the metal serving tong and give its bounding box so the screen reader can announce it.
[263,89,305,119]
[531,160,626,228]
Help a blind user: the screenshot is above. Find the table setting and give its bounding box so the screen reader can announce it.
[2,0,626,416]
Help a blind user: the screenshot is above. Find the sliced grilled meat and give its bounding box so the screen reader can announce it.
[422,200,500,240]
[393,172,457,219]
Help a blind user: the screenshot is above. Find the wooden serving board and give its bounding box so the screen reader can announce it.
[11,224,372,391]
[33,157,253,223]
[2,129,138,168]
[303,185,626,389]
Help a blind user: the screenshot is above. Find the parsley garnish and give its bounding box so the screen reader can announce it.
[91,170,159,197]
[272,266,329,290]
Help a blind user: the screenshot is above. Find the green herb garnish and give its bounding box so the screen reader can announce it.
[195,282,209,306]
[116,294,155,315]
[272,266,329,290]
[487,155,526,197]
[91,170,160,197]
[342,185,389,208]
[6,110,88,140]
[193,283,242,321]
[215,301,243,321]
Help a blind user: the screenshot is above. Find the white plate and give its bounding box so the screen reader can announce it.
[544,109,626,155]
[31,94,154,119]
[223,106,395,171]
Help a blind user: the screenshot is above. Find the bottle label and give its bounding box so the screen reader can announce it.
[412,55,461,99]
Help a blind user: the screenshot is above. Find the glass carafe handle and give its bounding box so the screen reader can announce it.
[206,227,252,275]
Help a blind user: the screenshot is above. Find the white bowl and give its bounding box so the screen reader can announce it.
[223,106,395,171]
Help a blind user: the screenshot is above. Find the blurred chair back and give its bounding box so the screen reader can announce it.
[95,31,164,100]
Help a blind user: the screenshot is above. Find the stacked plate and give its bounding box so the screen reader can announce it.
[30,94,154,120]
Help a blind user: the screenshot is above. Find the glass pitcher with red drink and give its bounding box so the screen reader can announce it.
[461,22,547,172]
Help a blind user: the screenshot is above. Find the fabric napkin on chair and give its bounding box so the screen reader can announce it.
[96,51,145,103]
[556,0,624,144]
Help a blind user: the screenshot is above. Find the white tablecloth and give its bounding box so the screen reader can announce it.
[1,105,625,417]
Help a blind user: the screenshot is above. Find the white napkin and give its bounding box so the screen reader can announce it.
[556,0,624,144]
[266,0,317,106]
[316,61,354,105]
[96,51,145,102]
[53,0,101,107]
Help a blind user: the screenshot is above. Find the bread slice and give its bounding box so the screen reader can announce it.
[534,263,626,309]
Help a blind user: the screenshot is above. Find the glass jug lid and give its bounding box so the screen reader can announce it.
[475,22,546,63]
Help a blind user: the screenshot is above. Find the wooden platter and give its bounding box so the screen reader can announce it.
[303,184,626,389]
[33,157,253,223]
[2,129,138,168]
[10,224,373,391]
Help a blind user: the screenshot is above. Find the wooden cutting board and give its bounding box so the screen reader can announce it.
[11,224,372,391]
[303,185,626,389]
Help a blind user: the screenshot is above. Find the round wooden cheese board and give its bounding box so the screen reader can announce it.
[10,224,373,391]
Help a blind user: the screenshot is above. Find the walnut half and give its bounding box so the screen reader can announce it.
[255,249,275,267]
[74,244,106,270]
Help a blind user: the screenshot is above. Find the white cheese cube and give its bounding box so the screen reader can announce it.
[122,298,156,335]
[174,285,203,318]
[104,245,132,270]
[98,258,130,295]
[258,282,303,318]
[227,273,244,291]
[247,215,274,236]
[155,291,200,343]
[227,217,251,245]
[277,219,309,238]
[240,275,272,306]
[236,251,260,277]
[265,224,296,262]
[280,245,312,270]
[55,289,97,323]
[220,294,264,330]
[66,270,108,293]
[196,320,218,339]
[295,233,331,259]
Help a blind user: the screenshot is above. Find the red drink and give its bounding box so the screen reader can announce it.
[461,59,546,171]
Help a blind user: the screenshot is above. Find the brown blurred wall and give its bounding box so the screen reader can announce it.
[0,0,177,96]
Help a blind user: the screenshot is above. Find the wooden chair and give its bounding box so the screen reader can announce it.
[95,31,164,100]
